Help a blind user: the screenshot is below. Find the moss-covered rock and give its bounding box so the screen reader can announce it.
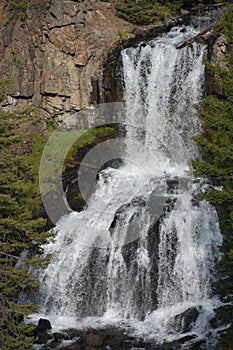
[62,124,123,212]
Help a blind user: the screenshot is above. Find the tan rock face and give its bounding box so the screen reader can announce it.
[204,33,229,97]
[0,0,135,117]
[211,33,229,67]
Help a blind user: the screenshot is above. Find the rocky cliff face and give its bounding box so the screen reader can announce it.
[0,1,226,120]
[0,0,137,118]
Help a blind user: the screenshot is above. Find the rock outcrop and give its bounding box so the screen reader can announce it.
[0,1,224,120]
[205,31,230,97]
[211,32,229,67]
[0,0,136,117]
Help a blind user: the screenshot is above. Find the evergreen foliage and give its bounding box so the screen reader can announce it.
[0,98,117,349]
[191,4,233,348]
[0,101,51,349]
[4,0,46,25]
[115,0,226,25]
[115,0,183,25]
[4,0,29,24]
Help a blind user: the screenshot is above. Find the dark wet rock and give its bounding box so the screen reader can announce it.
[100,328,130,349]
[66,344,82,350]
[32,324,208,350]
[44,340,62,348]
[172,307,200,333]
[34,318,53,345]
[62,328,83,339]
[61,124,122,216]
[53,332,67,342]
[34,331,53,345]
[36,318,52,333]
[188,339,206,349]
[181,9,191,16]
[84,333,104,347]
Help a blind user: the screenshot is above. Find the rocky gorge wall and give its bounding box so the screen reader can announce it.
[0,0,226,122]
[0,0,135,119]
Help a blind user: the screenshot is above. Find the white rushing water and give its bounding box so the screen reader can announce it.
[37,27,222,347]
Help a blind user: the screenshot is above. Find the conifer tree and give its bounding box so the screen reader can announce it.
[0,100,50,349]
[192,4,233,348]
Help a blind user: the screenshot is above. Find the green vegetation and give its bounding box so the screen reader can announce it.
[11,49,22,65]
[0,83,52,349]
[0,77,15,102]
[4,0,46,25]
[115,0,182,25]
[115,0,212,25]
[115,1,233,26]
[0,112,118,350]
[64,126,117,170]
[4,0,29,25]
[191,4,233,348]
[69,126,116,150]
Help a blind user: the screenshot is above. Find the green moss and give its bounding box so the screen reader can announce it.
[11,49,22,65]
[101,87,111,98]
[33,0,46,9]
[4,0,47,24]
[105,31,129,59]
[64,126,116,170]
[8,0,29,24]
[72,192,85,203]
[0,77,15,102]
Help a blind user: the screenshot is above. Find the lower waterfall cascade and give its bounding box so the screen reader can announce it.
[36,27,223,348]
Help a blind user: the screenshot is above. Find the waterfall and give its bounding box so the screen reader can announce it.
[37,27,222,346]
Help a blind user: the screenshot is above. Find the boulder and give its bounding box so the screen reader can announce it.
[172,307,200,333]
[85,333,104,347]
[36,318,52,333]
[34,318,52,345]
[211,33,229,67]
